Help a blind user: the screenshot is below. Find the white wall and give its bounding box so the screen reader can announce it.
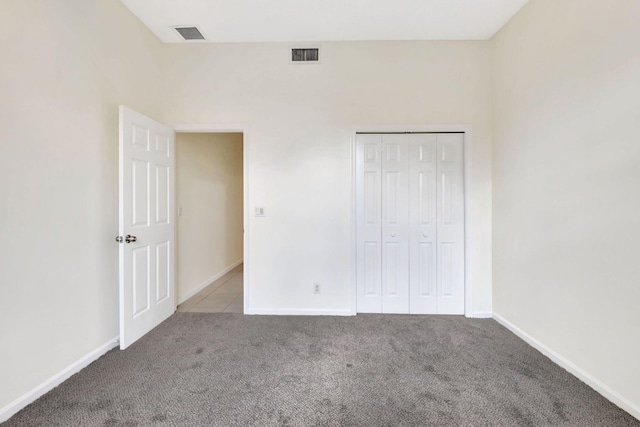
[163,41,494,315]
[176,133,243,301]
[0,0,163,414]
[492,0,640,414]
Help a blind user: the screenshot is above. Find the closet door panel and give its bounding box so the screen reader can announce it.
[381,134,409,314]
[409,134,438,314]
[356,134,382,313]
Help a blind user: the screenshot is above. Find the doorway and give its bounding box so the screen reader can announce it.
[174,132,245,313]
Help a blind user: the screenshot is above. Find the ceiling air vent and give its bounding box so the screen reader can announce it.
[291,48,319,63]
[174,26,205,41]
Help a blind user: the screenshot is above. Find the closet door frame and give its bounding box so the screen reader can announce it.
[351,125,474,317]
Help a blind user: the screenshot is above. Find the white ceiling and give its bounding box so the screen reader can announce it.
[119,0,529,43]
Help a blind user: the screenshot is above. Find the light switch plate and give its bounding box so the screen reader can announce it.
[255,207,265,217]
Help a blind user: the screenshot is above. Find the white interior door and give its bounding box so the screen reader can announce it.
[409,134,438,314]
[381,135,410,313]
[356,134,382,313]
[118,106,176,349]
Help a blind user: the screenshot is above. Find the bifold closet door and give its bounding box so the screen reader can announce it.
[408,133,464,314]
[356,132,464,315]
[355,133,410,314]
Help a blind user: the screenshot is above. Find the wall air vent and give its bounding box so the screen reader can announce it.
[174,26,205,41]
[291,48,320,63]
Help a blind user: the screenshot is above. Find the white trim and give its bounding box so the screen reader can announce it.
[350,133,358,315]
[177,259,243,305]
[493,313,640,421]
[173,124,246,133]
[0,336,119,423]
[470,311,492,319]
[172,124,250,316]
[246,308,354,316]
[350,125,474,317]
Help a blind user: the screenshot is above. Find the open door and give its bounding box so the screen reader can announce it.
[118,106,176,349]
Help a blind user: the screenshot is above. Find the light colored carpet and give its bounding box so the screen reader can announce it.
[3,313,638,426]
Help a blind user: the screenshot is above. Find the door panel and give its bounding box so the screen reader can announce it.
[440,172,454,224]
[156,165,170,224]
[385,172,399,224]
[356,134,382,312]
[385,242,400,295]
[119,106,175,349]
[132,160,150,227]
[381,134,409,314]
[409,134,438,314]
[156,241,171,302]
[132,246,150,316]
[363,242,380,296]
[417,242,435,297]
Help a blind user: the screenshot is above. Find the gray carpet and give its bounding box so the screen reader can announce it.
[3,314,638,427]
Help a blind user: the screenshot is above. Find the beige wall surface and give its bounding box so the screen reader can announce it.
[163,41,494,315]
[492,0,640,411]
[176,133,243,300]
[0,0,163,412]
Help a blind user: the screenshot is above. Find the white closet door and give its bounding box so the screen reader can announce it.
[356,134,383,313]
[436,133,465,314]
[356,132,464,315]
[381,134,409,313]
[409,134,438,314]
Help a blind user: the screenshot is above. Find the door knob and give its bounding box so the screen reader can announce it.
[125,235,137,244]
[115,236,123,243]
[423,233,429,238]
[391,233,397,238]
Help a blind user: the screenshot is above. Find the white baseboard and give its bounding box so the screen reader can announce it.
[0,336,119,423]
[468,311,493,319]
[178,259,243,305]
[246,308,354,316]
[493,312,640,421]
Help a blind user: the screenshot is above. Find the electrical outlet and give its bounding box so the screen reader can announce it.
[313,283,321,294]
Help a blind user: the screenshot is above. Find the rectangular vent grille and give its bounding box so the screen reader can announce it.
[291,48,319,62]
[175,27,205,41]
